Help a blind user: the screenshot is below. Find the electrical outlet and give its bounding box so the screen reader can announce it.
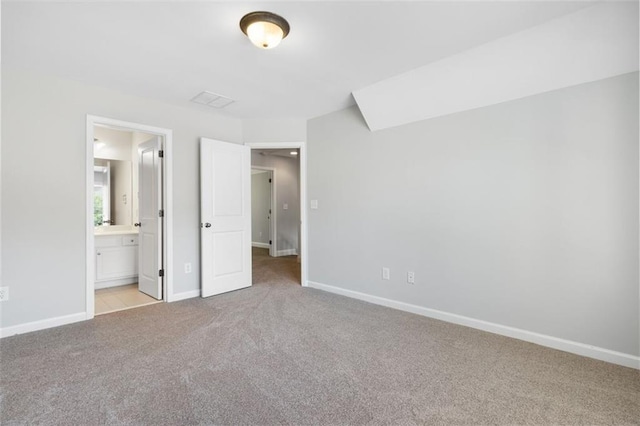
[184,263,192,274]
[382,267,390,280]
[407,271,415,284]
[0,287,9,302]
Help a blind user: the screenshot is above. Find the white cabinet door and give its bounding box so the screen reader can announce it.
[200,138,251,297]
[96,246,138,281]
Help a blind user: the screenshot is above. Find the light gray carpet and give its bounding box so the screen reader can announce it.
[1,248,638,425]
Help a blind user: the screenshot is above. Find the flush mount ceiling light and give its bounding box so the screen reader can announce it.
[240,11,290,50]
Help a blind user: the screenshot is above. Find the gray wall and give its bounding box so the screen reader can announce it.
[242,118,307,143]
[251,153,300,254]
[307,72,639,356]
[1,69,242,328]
[251,172,271,245]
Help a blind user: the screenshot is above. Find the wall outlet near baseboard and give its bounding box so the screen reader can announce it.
[382,267,390,280]
[407,271,415,284]
[184,263,192,274]
[0,287,9,302]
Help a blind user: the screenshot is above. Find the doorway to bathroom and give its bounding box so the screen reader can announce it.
[86,116,173,318]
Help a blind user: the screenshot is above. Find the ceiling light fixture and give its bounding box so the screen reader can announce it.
[240,11,290,50]
[290,151,298,155]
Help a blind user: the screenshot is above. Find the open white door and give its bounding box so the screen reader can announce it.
[138,137,163,299]
[200,138,252,297]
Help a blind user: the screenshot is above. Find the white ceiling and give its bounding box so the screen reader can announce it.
[2,1,593,121]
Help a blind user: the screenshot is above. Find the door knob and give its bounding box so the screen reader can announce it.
[134,223,141,227]
[205,223,212,228]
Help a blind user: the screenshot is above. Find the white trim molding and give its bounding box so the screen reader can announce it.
[246,142,308,287]
[0,312,87,339]
[276,249,298,257]
[252,242,270,249]
[307,281,640,370]
[251,166,277,257]
[86,115,175,316]
[95,277,137,290]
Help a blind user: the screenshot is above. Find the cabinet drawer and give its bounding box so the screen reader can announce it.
[95,236,122,248]
[122,235,138,246]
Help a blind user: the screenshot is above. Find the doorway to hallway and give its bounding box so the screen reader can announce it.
[250,148,301,285]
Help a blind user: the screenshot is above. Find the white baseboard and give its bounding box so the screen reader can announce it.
[307,281,640,370]
[252,242,270,249]
[0,312,87,339]
[276,249,298,257]
[170,289,201,302]
[95,277,137,290]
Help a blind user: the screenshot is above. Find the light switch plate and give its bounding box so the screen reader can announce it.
[382,267,390,280]
[283,203,288,210]
[310,200,318,209]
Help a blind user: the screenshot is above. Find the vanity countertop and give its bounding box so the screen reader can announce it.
[94,227,138,236]
[95,230,138,236]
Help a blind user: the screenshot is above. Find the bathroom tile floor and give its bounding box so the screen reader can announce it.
[95,284,161,315]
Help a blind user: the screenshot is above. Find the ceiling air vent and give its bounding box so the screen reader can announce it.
[190,91,234,109]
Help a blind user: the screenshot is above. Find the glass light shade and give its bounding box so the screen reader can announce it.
[246,21,284,49]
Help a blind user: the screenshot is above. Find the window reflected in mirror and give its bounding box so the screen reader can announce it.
[94,163,111,226]
[93,159,132,227]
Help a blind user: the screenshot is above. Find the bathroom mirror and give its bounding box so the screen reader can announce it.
[94,159,133,227]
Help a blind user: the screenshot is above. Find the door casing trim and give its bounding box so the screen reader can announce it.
[251,166,277,257]
[246,142,307,287]
[86,115,174,320]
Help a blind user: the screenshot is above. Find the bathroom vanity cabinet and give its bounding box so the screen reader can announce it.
[95,233,139,289]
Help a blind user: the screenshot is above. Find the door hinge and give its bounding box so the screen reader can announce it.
[159,209,164,217]
[269,240,272,245]
[269,178,272,183]
[159,269,165,277]
[159,150,164,158]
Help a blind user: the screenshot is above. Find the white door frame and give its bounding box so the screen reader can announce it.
[246,142,308,287]
[85,115,174,319]
[251,166,277,257]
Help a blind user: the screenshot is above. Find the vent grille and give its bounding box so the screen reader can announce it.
[190,91,234,109]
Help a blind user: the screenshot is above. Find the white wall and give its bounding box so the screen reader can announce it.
[1,68,242,329]
[242,118,307,143]
[251,171,271,245]
[251,153,300,255]
[308,72,639,359]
